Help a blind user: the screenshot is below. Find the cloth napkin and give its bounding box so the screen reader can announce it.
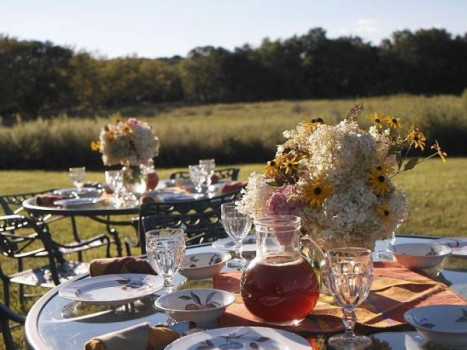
[35,194,67,206]
[89,257,156,277]
[84,322,179,350]
[214,261,467,334]
[221,181,247,194]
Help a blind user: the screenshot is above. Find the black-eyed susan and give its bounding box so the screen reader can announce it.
[385,115,402,129]
[282,154,302,175]
[369,165,391,195]
[377,202,391,222]
[302,177,334,208]
[90,141,101,151]
[431,140,447,163]
[106,128,116,142]
[407,126,426,151]
[264,156,282,178]
[300,118,325,132]
[367,112,384,128]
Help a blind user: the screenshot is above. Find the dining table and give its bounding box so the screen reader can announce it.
[21,179,241,257]
[24,235,467,350]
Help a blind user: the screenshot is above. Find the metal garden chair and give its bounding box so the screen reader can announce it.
[0,214,110,307]
[0,302,25,350]
[125,189,243,256]
[169,167,240,181]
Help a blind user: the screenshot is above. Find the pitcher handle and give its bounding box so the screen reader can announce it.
[300,236,326,263]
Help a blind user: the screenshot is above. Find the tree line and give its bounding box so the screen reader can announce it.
[0,27,466,121]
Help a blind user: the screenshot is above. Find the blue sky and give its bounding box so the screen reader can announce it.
[1,0,466,59]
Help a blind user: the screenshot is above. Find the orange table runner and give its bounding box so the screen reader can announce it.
[213,261,466,334]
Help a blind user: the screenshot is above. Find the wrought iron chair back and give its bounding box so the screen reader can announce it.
[0,214,105,307]
[135,189,242,255]
[0,189,56,216]
[169,167,240,181]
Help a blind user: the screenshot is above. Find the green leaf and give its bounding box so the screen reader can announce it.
[403,158,419,171]
[178,295,191,300]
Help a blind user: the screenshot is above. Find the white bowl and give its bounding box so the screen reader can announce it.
[388,242,452,269]
[404,305,467,348]
[155,288,235,325]
[179,251,230,280]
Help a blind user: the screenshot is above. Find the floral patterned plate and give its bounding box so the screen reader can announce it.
[165,326,311,350]
[59,274,164,305]
[212,236,257,256]
[436,237,467,258]
[404,304,467,348]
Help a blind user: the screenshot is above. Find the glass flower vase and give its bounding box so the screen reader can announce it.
[121,162,147,195]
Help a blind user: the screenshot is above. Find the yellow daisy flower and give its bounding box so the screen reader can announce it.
[385,116,402,128]
[90,141,101,151]
[282,155,301,175]
[264,157,282,178]
[407,126,426,151]
[302,177,334,208]
[367,112,384,128]
[301,118,325,132]
[378,202,391,222]
[122,124,132,134]
[431,140,447,163]
[106,129,116,142]
[369,165,391,195]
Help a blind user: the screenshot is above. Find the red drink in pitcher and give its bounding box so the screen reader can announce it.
[240,252,320,325]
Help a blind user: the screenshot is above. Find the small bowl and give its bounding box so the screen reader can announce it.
[404,305,467,348]
[179,251,230,280]
[155,288,235,325]
[389,242,452,269]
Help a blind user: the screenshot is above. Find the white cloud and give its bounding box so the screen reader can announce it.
[356,18,379,34]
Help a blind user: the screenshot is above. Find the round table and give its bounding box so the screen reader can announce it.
[25,237,467,350]
[23,197,140,257]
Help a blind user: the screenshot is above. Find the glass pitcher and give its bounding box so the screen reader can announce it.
[240,215,322,326]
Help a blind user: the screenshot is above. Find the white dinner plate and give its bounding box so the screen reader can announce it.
[212,235,257,253]
[53,197,104,208]
[59,274,163,306]
[53,188,101,198]
[145,191,206,202]
[404,304,467,348]
[436,237,467,258]
[165,326,311,350]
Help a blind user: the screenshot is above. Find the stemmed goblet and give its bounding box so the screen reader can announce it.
[189,165,208,193]
[105,170,124,205]
[221,203,252,269]
[324,247,374,349]
[199,159,215,188]
[146,229,186,293]
[69,167,86,193]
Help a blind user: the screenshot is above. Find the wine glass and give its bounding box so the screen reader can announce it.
[69,167,86,192]
[325,247,374,349]
[189,165,207,193]
[199,159,215,188]
[146,229,186,292]
[105,170,124,204]
[221,203,253,269]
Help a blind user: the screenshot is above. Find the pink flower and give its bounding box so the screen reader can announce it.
[126,118,140,127]
[266,185,303,216]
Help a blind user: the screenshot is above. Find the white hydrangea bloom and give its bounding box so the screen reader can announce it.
[238,109,409,250]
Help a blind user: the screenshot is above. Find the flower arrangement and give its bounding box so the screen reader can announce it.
[91,117,159,166]
[237,104,447,250]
